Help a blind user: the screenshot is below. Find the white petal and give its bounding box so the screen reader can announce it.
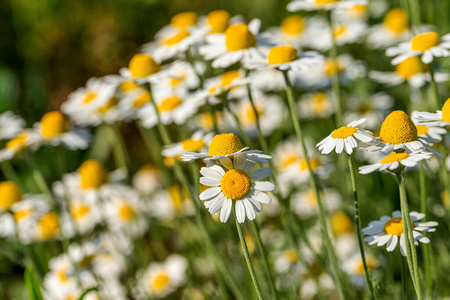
[200,166,224,180]
[254,190,272,204]
[220,199,232,223]
[377,234,392,246]
[199,187,222,200]
[243,199,256,220]
[386,235,398,252]
[219,157,233,170]
[236,200,246,223]
[253,181,276,192]
[199,177,221,187]
[250,167,272,180]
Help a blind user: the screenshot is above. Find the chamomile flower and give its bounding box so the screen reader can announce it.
[287,0,367,12]
[291,188,341,218]
[0,111,25,140]
[162,131,213,158]
[387,31,450,64]
[199,19,271,68]
[316,118,374,155]
[342,253,378,289]
[363,211,438,256]
[199,152,275,223]
[33,212,61,242]
[181,133,271,163]
[136,254,188,299]
[59,195,102,237]
[359,149,432,174]
[132,164,161,196]
[0,181,22,213]
[117,86,152,120]
[412,97,450,127]
[366,8,410,49]
[298,92,334,119]
[413,121,447,144]
[264,15,308,48]
[119,53,166,84]
[248,68,286,92]
[202,10,231,34]
[0,130,40,162]
[149,184,195,221]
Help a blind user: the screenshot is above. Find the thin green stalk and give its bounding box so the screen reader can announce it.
[348,155,376,299]
[250,221,279,300]
[408,0,421,32]
[396,171,423,300]
[282,71,345,300]
[108,124,130,172]
[401,255,406,300]
[236,220,263,300]
[327,11,343,127]
[25,155,52,201]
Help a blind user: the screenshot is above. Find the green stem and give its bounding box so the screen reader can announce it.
[348,155,376,299]
[408,0,421,32]
[396,171,423,300]
[327,11,343,127]
[0,161,22,189]
[236,220,263,300]
[419,163,432,298]
[283,71,345,300]
[108,123,130,173]
[428,63,441,109]
[401,255,406,300]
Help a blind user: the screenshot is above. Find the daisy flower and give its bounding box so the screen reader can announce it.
[33,212,61,242]
[359,149,432,174]
[287,0,367,12]
[199,19,271,68]
[0,130,40,162]
[202,10,231,34]
[316,118,374,155]
[248,68,286,92]
[59,195,102,237]
[162,131,213,158]
[264,15,308,48]
[298,92,334,119]
[0,111,25,140]
[155,11,199,38]
[0,181,22,213]
[342,253,378,289]
[119,53,166,84]
[362,211,438,256]
[181,132,271,163]
[132,164,161,196]
[386,31,450,64]
[199,152,275,223]
[412,117,447,144]
[366,8,410,49]
[291,188,341,218]
[149,184,195,221]
[136,254,188,299]
[412,97,450,127]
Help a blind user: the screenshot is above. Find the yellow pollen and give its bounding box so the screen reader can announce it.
[333,25,347,38]
[119,81,139,92]
[220,169,252,200]
[182,138,206,151]
[411,32,440,52]
[219,70,240,87]
[79,159,108,190]
[83,91,97,104]
[13,208,32,222]
[70,202,90,221]
[57,268,69,283]
[311,93,329,114]
[225,23,256,51]
[356,258,376,274]
[325,58,344,76]
[268,45,298,65]
[40,111,68,138]
[395,56,427,79]
[280,15,305,35]
[163,28,190,46]
[6,133,28,151]
[129,53,161,78]
[37,212,59,240]
[133,91,151,108]
[299,158,321,171]
[280,154,299,169]
[315,0,339,5]
[379,110,418,144]
[331,126,357,139]
[349,4,368,18]
[207,10,230,34]
[283,249,299,263]
[118,202,136,221]
[415,125,429,136]
[150,272,170,293]
[441,98,450,122]
[384,217,414,236]
[170,12,198,28]
[305,190,318,207]
[208,133,243,156]
[169,185,183,211]
[0,181,22,210]
[380,150,409,164]
[97,97,117,114]
[158,96,182,112]
[199,112,222,130]
[331,212,353,236]
[383,8,409,34]
[243,104,263,124]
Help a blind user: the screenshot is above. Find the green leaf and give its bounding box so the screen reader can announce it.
[24,265,44,300]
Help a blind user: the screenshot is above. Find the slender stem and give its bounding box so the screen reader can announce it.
[327,11,343,127]
[428,63,441,109]
[419,162,432,298]
[283,71,345,300]
[401,255,406,300]
[236,220,263,300]
[108,123,130,172]
[250,221,279,300]
[348,155,376,299]
[396,171,423,300]
[408,0,421,32]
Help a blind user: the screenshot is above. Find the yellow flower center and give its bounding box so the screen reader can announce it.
[349,4,368,18]
[283,249,299,263]
[57,268,69,283]
[128,53,161,78]
[133,91,151,108]
[225,23,257,51]
[325,58,344,76]
[380,149,409,164]
[6,133,28,151]
[163,28,190,46]
[411,31,440,52]
[384,217,414,236]
[70,202,90,221]
[333,25,347,38]
[182,138,206,151]
[83,91,97,104]
[170,12,198,28]
[150,272,170,293]
[379,110,418,144]
[280,154,299,169]
[305,190,318,207]
[268,45,298,65]
[97,97,117,114]
[37,212,59,240]
[158,96,182,112]
[118,202,136,221]
[441,97,450,122]
[280,15,305,35]
[415,125,428,136]
[356,258,376,274]
[169,73,186,87]
[243,104,263,124]
[40,111,68,138]
[0,181,22,210]
[13,208,32,222]
[169,185,183,211]
[395,56,427,79]
[220,70,240,87]
[221,169,252,200]
[199,112,222,130]
[207,10,230,34]
[383,8,409,34]
[315,0,339,5]
[119,81,139,92]
[311,93,329,114]
[299,158,321,171]
[208,133,243,156]
[331,212,353,236]
[331,126,357,139]
[79,159,108,190]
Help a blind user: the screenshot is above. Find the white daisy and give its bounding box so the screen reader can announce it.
[199,152,275,223]
[132,164,161,196]
[119,53,167,84]
[342,253,378,289]
[412,115,447,144]
[116,85,152,120]
[291,188,341,218]
[366,8,410,49]
[287,0,367,12]
[412,97,450,127]
[263,15,308,48]
[316,118,374,155]
[363,211,438,256]
[0,111,25,140]
[386,31,450,64]
[0,130,40,162]
[359,149,432,174]
[298,92,334,119]
[148,184,195,221]
[248,67,287,92]
[162,131,213,158]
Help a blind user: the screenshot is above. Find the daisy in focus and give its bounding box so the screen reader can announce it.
[199,152,275,223]
[287,0,368,12]
[386,31,450,64]
[316,118,374,155]
[412,97,450,128]
[0,111,25,140]
[363,211,438,256]
[358,149,432,174]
